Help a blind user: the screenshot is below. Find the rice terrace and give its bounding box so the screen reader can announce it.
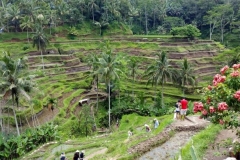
[0,0,240,160]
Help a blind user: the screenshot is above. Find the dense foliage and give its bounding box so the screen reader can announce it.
[0,123,59,159]
[0,0,240,45]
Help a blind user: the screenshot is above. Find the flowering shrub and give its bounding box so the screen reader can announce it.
[194,63,240,128]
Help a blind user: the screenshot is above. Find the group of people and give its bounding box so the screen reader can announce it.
[127,118,160,138]
[60,150,85,160]
[174,98,188,120]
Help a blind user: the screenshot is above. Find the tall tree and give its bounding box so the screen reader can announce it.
[174,58,196,97]
[87,53,100,113]
[32,25,49,70]
[0,52,35,136]
[144,51,173,108]
[96,41,122,129]
[20,16,33,43]
[128,57,138,96]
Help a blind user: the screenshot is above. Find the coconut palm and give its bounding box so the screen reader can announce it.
[128,57,139,96]
[174,58,196,97]
[144,51,174,108]
[4,3,20,32]
[0,51,36,136]
[88,0,98,22]
[20,15,33,43]
[95,42,122,129]
[87,53,100,111]
[32,25,49,70]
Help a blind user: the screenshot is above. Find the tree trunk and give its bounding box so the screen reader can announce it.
[221,19,224,43]
[161,83,164,108]
[108,81,111,129]
[144,5,148,35]
[12,97,20,136]
[27,28,29,43]
[209,23,212,40]
[92,6,94,22]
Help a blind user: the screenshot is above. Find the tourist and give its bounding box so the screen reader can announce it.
[128,130,133,138]
[180,98,188,120]
[174,100,181,120]
[154,118,159,129]
[144,124,151,132]
[73,150,80,160]
[60,152,66,160]
[79,150,85,160]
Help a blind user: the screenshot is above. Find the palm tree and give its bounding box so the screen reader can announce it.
[20,16,33,43]
[32,25,49,70]
[0,51,36,136]
[94,20,109,36]
[174,58,196,97]
[144,51,173,108]
[95,42,122,129]
[128,57,139,96]
[88,0,98,22]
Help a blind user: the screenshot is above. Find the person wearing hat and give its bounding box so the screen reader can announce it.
[73,150,80,160]
[79,150,85,160]
[60,152,66,160]
[144,124,151,132]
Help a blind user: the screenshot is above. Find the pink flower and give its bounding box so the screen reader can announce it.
[219,119,224,125]
[232,64,240,70]
[208,85,212,90]
[202,109,208,116]
[220,65,229,75]
[193,102,204,112]
[212,74,226,86]
[217,102,228,111]
[230,71,240,77]
[209,106,215,113]
[233,90,240,101]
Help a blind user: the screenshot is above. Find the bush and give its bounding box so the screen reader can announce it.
[170,25,201,40]
[193,63,240,127]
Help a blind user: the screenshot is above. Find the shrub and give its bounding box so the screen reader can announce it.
[193,63,240,127]
[170,25,201,39]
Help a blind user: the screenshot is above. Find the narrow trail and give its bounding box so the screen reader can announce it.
[128,115,210,160]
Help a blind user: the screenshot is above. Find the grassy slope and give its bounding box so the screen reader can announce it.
[0,32,223,159]
[22,113,173,160]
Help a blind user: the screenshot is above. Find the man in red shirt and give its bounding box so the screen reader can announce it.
[180,98,188,120]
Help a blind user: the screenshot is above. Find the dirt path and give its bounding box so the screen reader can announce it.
[139,131,196,160]
[129,115,210,159]
[85,148,108,160]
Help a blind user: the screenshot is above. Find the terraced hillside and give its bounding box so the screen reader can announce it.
[0,36,222,133]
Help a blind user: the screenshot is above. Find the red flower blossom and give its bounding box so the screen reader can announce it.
[193,102,204,113]
[212,74,226,86]
[232,64,240,70]
[207,85,212,90]
[202,109,208,115]
[230,71,240,77]
[233,90,240,101]
[220,65,229,75]
[217,102,228,111]
[209,106,215,113]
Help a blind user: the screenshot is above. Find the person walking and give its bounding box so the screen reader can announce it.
[174,100,181,120]
[180,98,188,120]
[60,152,66,160]
[154,118,159,129]
[73,150,80,160]
[79,150,85,160]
